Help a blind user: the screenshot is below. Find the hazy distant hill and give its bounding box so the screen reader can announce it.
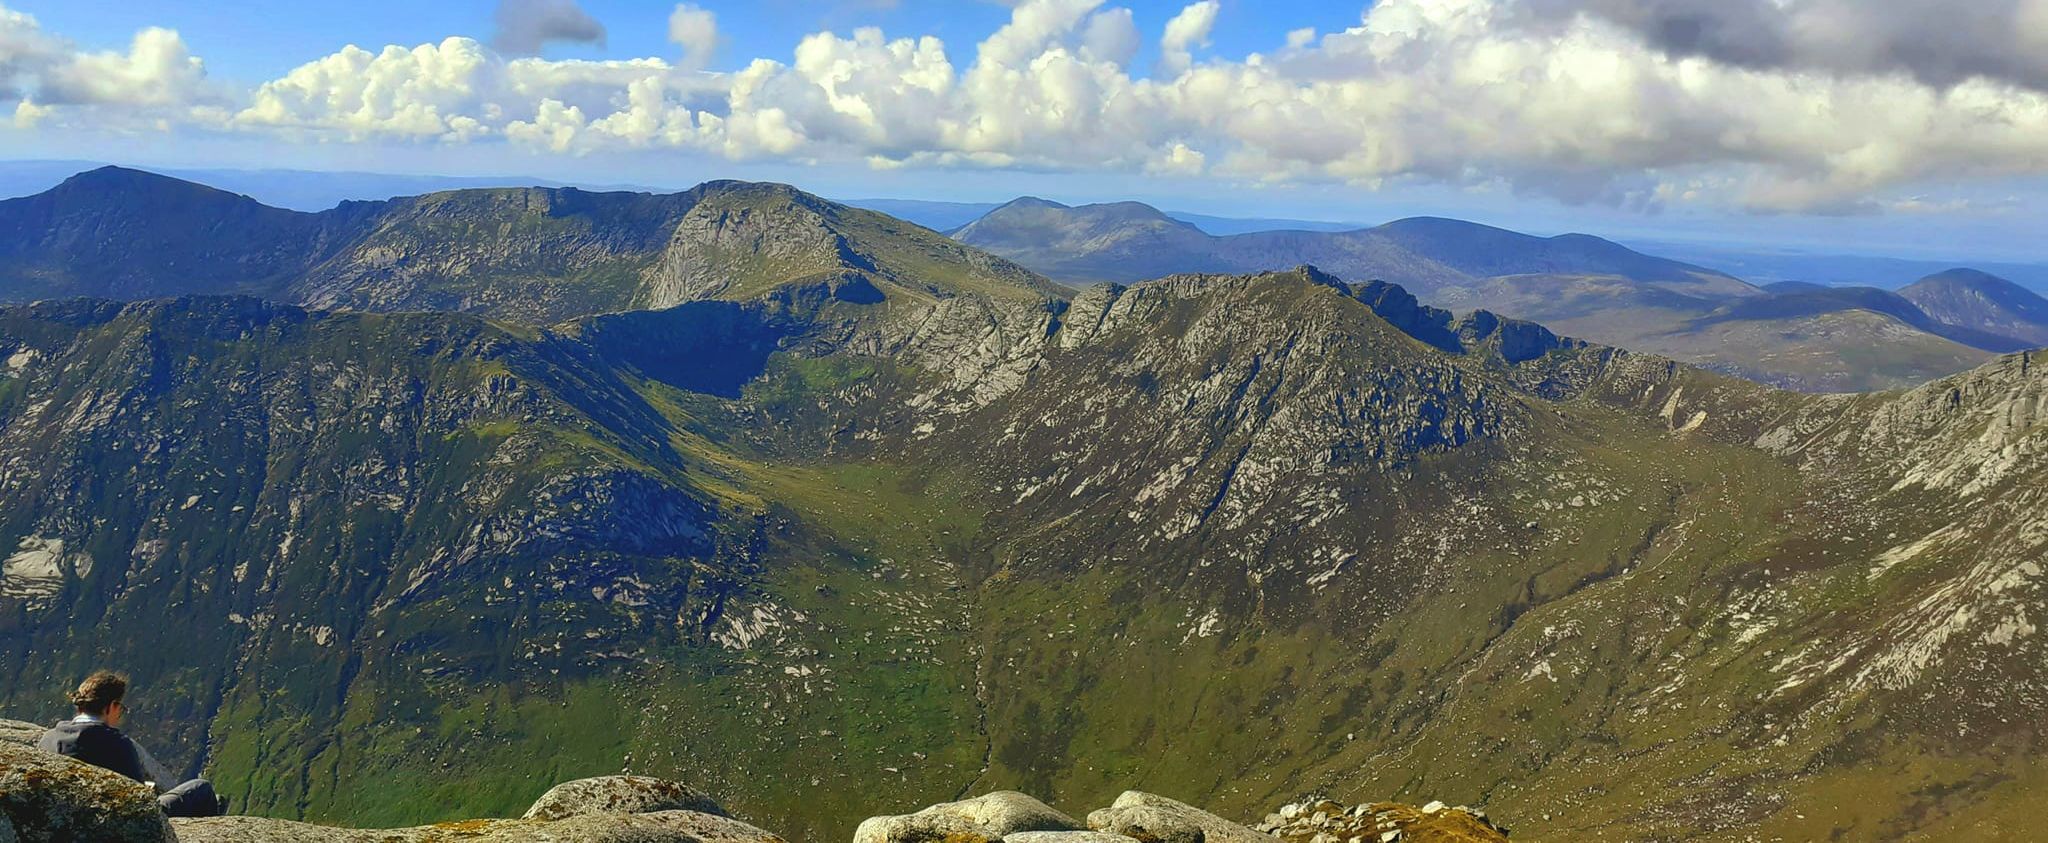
[1899,268,2048,346]
[1625,237,2048,295]
[845,196,1364,237]
[1454,276,2028,391]
[953,197,1753,298]
[0,159,677,212]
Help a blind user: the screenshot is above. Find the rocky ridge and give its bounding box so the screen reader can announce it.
[0,168,1065,324]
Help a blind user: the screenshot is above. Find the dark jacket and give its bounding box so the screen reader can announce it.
[38,719,151,784]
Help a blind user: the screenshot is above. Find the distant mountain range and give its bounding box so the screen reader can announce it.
[0,159,672,213]
[1,163,2044,392]
[951,197,1753,296]
[1625,238,2048,295]
[948,196,2048,391]
[0,166,1057,324]
[0,162,1363,235]
[843,197,1366,237]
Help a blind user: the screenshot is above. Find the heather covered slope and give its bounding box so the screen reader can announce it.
[2,268,2046,843]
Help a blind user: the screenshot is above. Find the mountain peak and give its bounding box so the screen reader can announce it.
[1900,266,2048,346]
[0,169,1061,316]
[695,179,819,201]
[50,165,261,205]
[996,196,1071,211]
[1915,267,2016,289]
[1375,215,1520,237]
[1081,200,1177,222]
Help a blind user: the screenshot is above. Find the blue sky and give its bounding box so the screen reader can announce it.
[22,1,1357,84]
[4,0,2048,262]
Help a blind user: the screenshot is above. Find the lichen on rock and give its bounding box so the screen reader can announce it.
[521,775,727,821]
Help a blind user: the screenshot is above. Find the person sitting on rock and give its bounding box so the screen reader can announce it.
[37,670,229,818]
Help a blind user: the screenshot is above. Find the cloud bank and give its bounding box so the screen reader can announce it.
[6,0,2048,213]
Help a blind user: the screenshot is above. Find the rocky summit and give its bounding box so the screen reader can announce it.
[1,172,2046,843]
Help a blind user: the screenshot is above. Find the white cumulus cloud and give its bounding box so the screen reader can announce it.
[16,0,2048,216]
[668,4,719,71]
[41,26,208,107]
[1159,1,1220,76]
[0,4,212,128]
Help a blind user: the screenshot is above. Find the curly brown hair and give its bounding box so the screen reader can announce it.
[68,671,128,716]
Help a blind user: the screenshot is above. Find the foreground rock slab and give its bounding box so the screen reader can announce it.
[855,791,1083,843]
[1086,791,1276,843]
[175,809,784,843]
[0,721,41,751]
[0,739,176,843]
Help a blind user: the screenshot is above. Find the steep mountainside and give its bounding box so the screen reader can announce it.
[0,169,1061,323]
[1899,268,2048,346]
[4,264,2047,842]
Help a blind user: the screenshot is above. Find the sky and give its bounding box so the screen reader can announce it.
[3,0,2048,261]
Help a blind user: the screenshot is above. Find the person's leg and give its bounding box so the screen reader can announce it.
[157,778,227,818]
